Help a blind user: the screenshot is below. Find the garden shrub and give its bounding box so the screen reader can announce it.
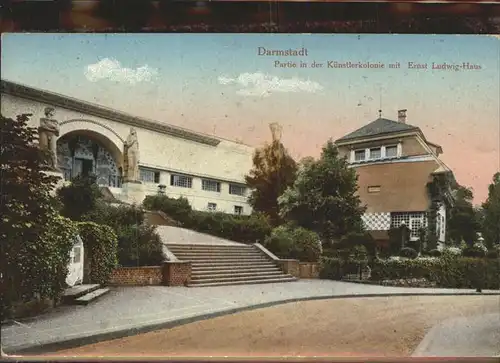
[428,249,442,257]
[264,225,322,262]
[319,257,368,280]
[77,222,118,285]
[399,247,418,259]
[143,195,192,225]
[57,175,101,221]
[462,243,488,258]
[116,224,165,267]
[84,202,145,229]
[333,232,376,258]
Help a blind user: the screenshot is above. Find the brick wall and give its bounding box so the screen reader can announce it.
[162,261,192,286]
[299,262,319,278]
[108,266,163,286]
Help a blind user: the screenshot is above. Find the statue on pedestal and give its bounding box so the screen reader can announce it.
[123,128,140,182]
[38,107,60,170]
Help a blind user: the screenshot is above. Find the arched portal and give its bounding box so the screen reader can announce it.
[57,130,123,187]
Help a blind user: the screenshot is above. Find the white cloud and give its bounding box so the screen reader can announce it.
[217,72,323,97]
[84,58,158,85]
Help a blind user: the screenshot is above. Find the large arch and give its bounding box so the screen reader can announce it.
[59,119,125,151]
[57,128,123,187]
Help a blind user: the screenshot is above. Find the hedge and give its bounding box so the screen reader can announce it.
[264,225,322,262]
[319,257,368,280]
[77,222,118,285]
[320,255,500,289]
[143,195,272,244]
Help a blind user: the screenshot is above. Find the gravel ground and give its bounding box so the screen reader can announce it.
[42,295,500,357]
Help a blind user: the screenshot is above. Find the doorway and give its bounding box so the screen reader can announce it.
[74,158,94,178]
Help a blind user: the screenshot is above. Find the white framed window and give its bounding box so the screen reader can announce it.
[369,147,381,159]
[207,202,217,211]
[367,185,381,193]
[202,179,221,192]
[234,206,243,215]
[354,150,366,161]
[170,174,192,188]
[140,168,160,183]
[390,212,427,240]
[386,145,398,158]
[229,184,246,196]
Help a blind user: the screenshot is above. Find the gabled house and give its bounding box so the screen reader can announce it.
[335,109,456,249]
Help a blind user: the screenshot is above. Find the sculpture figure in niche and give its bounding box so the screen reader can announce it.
[38,107,60,170]
[123,128,140,182]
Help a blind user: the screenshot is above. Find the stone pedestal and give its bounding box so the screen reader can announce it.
[121,181,145,205]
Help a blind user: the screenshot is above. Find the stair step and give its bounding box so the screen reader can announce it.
[190,261,277,267]
[174,254,264,259]
[166,244,254,249]
[171,251,263,256]
[191,271,285,280]
[74,288,110,305]
[185,258,269,263]
[188,276,297,287]
[63,284,100,300]
[191,267,281,274]
[189,274,294,284]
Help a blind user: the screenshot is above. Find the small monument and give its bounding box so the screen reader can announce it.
[121,128,145,204]
[38,107,60,171]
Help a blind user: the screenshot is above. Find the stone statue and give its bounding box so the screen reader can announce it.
[38,107,60,170]
[123,128,140,182]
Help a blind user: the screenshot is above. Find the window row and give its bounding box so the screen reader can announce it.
[207,202,244,215]
[139,168,247,196]
[390,212,427,239]
[353,145,398,162]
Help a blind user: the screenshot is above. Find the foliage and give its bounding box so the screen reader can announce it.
[263,224,322,262]
[333,232,376,258]
[486,248,499,259]
[387,226,411,255]
[77,222,118,284]
[428,249,442,257]
[84,202,164,267]
[447,185,481,246]
[57,174,102,221]
[368,256,499,289]
[462,242,488,258]
[143,195,272,244]
[278,140,366,242]
[143,195,192,224]
[399,247,418,259]
[482,172,500,249]
[1,114,77,319]
[245,137,298,225]
[116,224,165,267]
[319,256,368,280]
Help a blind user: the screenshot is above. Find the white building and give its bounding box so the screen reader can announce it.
[1,79,255,215]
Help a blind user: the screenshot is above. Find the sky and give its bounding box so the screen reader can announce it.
[2,33,499,204]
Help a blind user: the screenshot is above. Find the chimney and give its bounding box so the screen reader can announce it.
[398,109,407,123]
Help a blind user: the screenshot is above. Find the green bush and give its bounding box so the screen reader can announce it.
[143,195,192,224]
[57,175,101,221]
[486,248,499,259]
[116,224,165,267]
[400,247,418,259]
[264,225,322,262]
[462,243,488,258]
[367,257,499,289]
[142,195,272,244]
[428,249,442,257]
[319,257,368,280]
[77,222,118,285]
[333,232,376,258]
[84,202,145,229]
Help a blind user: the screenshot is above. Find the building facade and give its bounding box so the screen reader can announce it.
[335,109,455,248]
[1,80,255,215]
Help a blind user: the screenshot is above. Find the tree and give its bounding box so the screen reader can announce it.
[482,172,500,249]
[245,124,297,225]
[57,174,102,221]
[278,140,366,243]
[1,114,75,319]
[447,185,481,246]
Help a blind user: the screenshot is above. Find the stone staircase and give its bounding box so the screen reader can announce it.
[166,244,297,287]
[63,284,110,305]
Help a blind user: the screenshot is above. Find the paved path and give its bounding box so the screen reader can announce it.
[2,280,499,355]
[156,226,244,245]
[412,313,500,357]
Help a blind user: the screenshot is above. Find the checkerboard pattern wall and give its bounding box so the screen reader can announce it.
[362,212,391,230]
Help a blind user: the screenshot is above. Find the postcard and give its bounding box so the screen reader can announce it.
[1,33,499,359]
